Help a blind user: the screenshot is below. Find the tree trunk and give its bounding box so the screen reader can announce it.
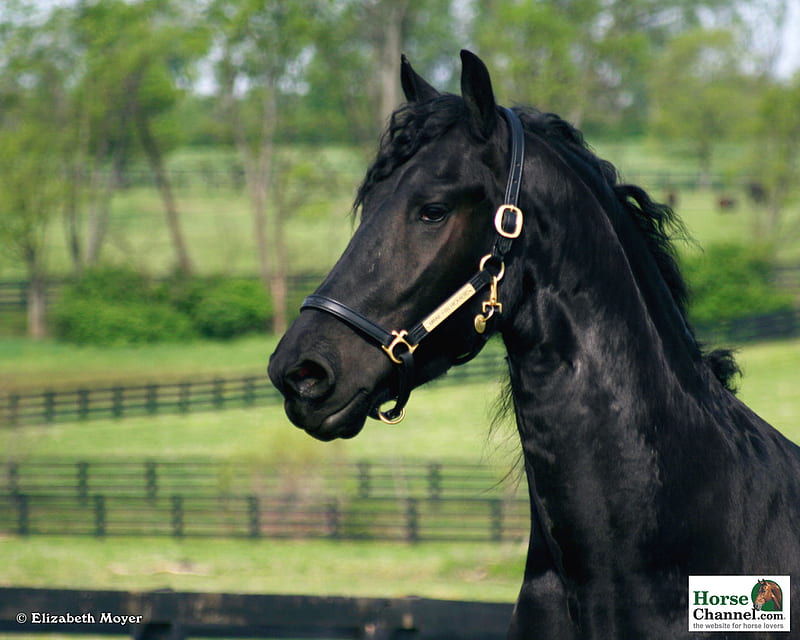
[135,111,193,275]
[221,55,289,335]
[377,1,408,130]
[25,250,47,340]
[63,174,83,276]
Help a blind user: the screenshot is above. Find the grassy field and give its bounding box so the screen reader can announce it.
[0,537,526,602]
[1,139,799,611]
[0,334,279,391]
[3,336,797,460]
[1,140,798,282]
[2,338,799,602]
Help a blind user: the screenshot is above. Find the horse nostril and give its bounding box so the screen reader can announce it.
[285,359,334,401]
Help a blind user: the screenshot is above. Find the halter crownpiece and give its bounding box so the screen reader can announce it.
[301,106,525,424]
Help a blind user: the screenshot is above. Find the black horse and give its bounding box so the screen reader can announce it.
[269,51,800,638]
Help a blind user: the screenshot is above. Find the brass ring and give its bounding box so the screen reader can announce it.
[377,408,405,425]
[478,254,505,280]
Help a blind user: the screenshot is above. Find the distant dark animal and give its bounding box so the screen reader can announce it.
[269,50,800,639]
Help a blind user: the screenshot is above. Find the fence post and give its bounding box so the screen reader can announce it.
[94,495,106,537]
[112,386,124,418]
[357,462,371,498]
[406,498,419,543]
[77,462,89,505]
[179,382,191,413]
[427,462,441,501]
[247,495,260,538]
[213,378,224,409]
[44,390,56,423]
[145,461,158,502]
[8,461,19,496]
[490,498,503,542]
[78,389,90,420]
[244,377,256,406]
[133,622,186,640]
[16,494,29,535]
[146,384,158,415]
[327,499,341,539]
[171,496,184,538]
[7,393,19,426]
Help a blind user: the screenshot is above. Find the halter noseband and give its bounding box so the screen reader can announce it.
[301,106,525,424]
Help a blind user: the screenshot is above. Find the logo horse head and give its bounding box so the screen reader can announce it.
[754,579,783,611]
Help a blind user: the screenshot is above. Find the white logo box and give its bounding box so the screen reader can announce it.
[689,575,791,633]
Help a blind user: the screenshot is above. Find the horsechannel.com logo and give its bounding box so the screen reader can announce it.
[689,576,791,632]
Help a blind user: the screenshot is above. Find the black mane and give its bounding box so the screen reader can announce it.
[355,95,467,212]
[357,97,739,391]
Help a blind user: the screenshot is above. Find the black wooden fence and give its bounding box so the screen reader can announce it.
[0,348,507,427]
[0,587,514,639]
[0,458,528,542]
[2,374,284,425]
[5,306,800,428]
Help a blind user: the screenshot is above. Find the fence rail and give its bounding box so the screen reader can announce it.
[0,587,513,639]
[4,308,800,428]
[0,458,527,542]
[0,347,507,427]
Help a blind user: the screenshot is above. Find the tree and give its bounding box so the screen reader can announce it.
[209,0,324,334]
[64,0,207,275]
[0,9,70,337]
[472,0,773,135]
[747,72,800,240]
[300,0,461,145]
[648,27,752,181]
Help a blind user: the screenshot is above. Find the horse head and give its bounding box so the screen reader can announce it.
[754,579,783,611]
[269,51,517,440]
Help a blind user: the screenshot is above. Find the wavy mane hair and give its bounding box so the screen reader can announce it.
[356,95,739,391]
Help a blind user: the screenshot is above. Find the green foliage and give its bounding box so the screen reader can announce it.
[189,278,272,340]
[51,266,195,345]
[683,243,795,325]
[52,298,195,346]
[648,28,754,177]
[52,267,272,345]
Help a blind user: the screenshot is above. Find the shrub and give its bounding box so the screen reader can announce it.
[65,265,154,304]
[683,243,795,326]
[52,299,195,346]
[52,265,196,345]
[190,279,272,339]
[51,267,273,344]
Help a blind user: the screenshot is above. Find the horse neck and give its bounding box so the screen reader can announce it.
[498,178,713,578]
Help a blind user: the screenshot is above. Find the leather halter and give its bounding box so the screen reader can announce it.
[301,106,525,424]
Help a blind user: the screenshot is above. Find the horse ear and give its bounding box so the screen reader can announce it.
[401,54,439,103]
[460,50,498,138]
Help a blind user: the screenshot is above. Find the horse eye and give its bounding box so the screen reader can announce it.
[419,203,451,223]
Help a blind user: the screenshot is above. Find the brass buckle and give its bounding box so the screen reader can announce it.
[382,330,418,365]
[494,204,523,239]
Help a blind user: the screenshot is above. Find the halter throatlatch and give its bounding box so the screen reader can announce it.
[301,106,526,424]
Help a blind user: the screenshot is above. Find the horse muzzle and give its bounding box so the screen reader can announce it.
[268,318,396,440]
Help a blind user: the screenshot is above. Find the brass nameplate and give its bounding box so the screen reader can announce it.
[421,283,477,333]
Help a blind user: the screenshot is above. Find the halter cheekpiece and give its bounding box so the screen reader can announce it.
[301,106,526,424]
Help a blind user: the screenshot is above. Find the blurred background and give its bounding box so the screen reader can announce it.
[1,0,799,631]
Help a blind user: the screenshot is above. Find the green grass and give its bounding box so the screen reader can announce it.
[1,339,798,604]
[0,334,279,391]
[1,140,798,283]
[1,338,798,460]
[0,376,511,463]
[1,140,799,607]
[0,537,525,602]
[734,339,800,438]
